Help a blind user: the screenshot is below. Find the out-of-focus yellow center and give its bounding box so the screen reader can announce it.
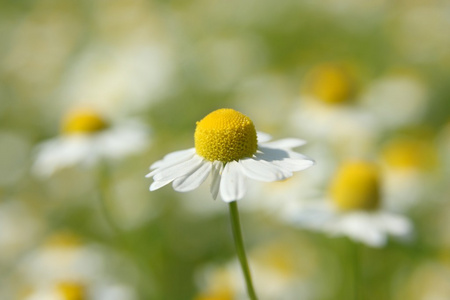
[56,282,85,300]
[44,231,83,249]
[61,109,108,134]
[382,138,436,171]
[194,108,257,162]
[194,292,234,300]
[304,63,355,104]
[194,267,234,300]
[330,161,380,211]
[252,242,296,278]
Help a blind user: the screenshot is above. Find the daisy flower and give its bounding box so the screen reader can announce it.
[300,62,357,105]
[32,107,150,177]
[146,108,314,202]
[380,135,439,212]
[15,232,138,300]
[289,62,379,159]
[285,160,413,247]
[147,108,314,299]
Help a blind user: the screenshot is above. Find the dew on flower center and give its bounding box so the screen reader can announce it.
[194,108,257,162]
[329,161,380,211]
[61,109,109,134]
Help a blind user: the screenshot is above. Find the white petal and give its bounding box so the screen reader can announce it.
[147,150,195,178]
[97,124,150,159]
[285,150,314,160]
[239,158,285,182]
[257,147,314,172]
[149,179,173,191]
[220,161,247,202]
[150,148,196,170]
[329,212,386,247]
[271,157,315,172]
[260,138,306,149]
[32,136,94,177]
[172,161,212,192]
[210,161,223,200]
[257,132,272,143]
[285,202,335,229]
[377,212,413,239]
[152,155,203,182]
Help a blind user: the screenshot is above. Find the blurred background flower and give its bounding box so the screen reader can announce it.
[1,0,449,299]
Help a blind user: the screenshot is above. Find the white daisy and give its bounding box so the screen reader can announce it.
[32,108,150,177]
[146,108,314,202]
[283,160,413,248]
[16,232,138,300]
[289,62,380,158]
[380,135,438,212]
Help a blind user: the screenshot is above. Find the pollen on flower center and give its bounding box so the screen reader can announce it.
[61,109,108,134]
[329,161,380,211]
[194,108,257,162]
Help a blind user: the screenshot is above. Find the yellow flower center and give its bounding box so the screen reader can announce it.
[44,231,83,249]
[194,292,234,300]
[303,63,355,104]
[61,109,108,135]
[329,161,380,211]
[194,109,257,162]
[57,282,85,300]
[382,138,436,171]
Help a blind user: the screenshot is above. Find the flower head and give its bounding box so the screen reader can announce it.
[56,282,85,300]
[380,135,438,211]
[302,63,356,105]
[382,137,437,171]
[195,109,257,162]
[284,160,413,247]
[17,231,138,300]
[61,108,109,135]
[32,107,150,177]
[330,161,380,211]
[146,108,314,202]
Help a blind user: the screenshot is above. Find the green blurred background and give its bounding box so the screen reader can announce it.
[1,0,450,299]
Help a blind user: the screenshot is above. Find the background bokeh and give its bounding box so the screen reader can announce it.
[1,0,450,299]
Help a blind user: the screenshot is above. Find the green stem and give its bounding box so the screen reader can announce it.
[228,201,258,300]
[98,162,121,235]
[350,240,360,300]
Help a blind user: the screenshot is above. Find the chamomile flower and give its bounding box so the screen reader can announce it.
[15,232,138,300]
[32,108,150,177]
[290,63,379,158]
[146,108,314,202]
[285,160,413,247]
[380,135,438,211]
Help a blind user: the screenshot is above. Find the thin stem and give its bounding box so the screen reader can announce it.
[97,162,121,235]
[350,240,360,300]
[228,201,258,300]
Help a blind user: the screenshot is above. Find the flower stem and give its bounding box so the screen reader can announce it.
[349,240,360,300]
[228,201,258,300]
[98,162,121,235]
